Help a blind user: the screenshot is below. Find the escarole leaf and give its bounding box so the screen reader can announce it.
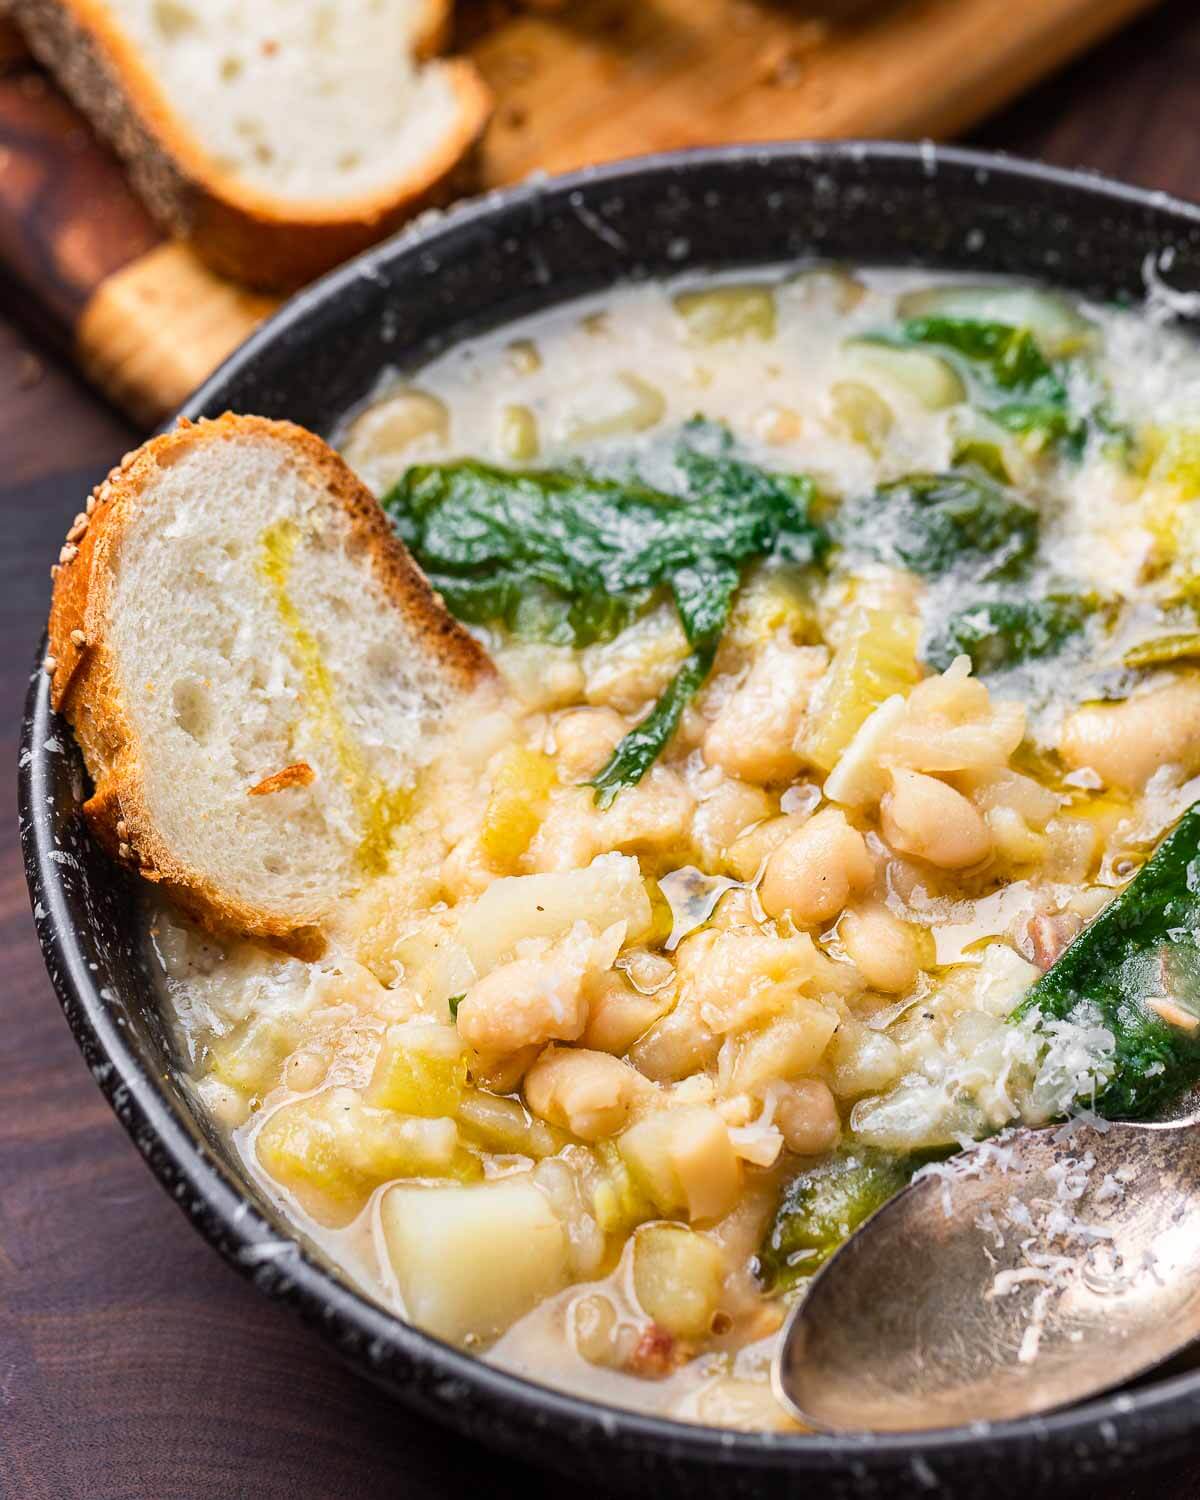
[923,593,1101,676]
[1012,800,1200,1120]
[834,470,1039,581]
[861,316,1089,456]
[382,424,827,804]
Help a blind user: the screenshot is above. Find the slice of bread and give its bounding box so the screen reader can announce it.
[10,0,491,290]
[47,413,496,957]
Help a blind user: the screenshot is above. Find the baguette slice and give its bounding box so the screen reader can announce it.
[47,413,496,957]
[10,0,491,290]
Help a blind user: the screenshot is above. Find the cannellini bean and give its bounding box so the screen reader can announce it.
[703,642,827,783]
[725,811,810,883]
[838,900,922,993]
[1058,679,1200,790]
[774,1079,841,1155]
[583,970,671,1054]
[880,769,991,869]
[524,1046,647,1140]
[758,808,875,925]
[455,922,617,1053]
[553,707,629,778]
[693,778,773,866]
[570,1292,625,1368]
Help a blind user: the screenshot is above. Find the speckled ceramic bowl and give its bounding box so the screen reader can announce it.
[21,144,1200,1497]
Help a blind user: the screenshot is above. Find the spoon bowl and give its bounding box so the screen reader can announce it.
[774,1118,1200,1433]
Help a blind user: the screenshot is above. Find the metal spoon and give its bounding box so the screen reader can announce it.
[773,1104,1200,1432]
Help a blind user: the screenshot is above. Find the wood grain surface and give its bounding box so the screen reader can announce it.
[0,0,1161,423]
[5,3,1200,1496]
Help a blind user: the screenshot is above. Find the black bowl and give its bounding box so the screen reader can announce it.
[21,142,1200,1497]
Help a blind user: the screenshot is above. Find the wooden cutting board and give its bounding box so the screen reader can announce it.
[0,0,1160,426]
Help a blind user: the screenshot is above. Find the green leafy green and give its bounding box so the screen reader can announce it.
[864,316,1087,456]
[382,426,827,805]
[1012,799,1200,1119]
[757,1150,928,1293]
[923,594,1098,675]
[834,471,1039,581]
[447,993,464,1021]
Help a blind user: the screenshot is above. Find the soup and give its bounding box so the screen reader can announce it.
[149,267,1200,1430]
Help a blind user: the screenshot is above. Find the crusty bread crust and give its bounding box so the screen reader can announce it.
[46,413,495,957]
[10,0,491,291]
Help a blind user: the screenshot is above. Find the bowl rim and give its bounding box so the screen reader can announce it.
[21,139,1200,1482]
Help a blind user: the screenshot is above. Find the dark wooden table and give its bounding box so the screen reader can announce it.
[5,5,1200,1496]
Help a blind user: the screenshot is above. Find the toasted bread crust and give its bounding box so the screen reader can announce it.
[10,0,491,291]
[47,413,495,957]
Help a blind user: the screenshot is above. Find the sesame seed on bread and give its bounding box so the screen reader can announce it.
[47,413,496,957]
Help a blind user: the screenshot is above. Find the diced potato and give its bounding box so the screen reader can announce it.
[673,285,777,344]
[632,1224,727,1340]
[207,1014,297,1097]
[389,918,477,1019]
[841,341,965,410]
[456,1086,564,1158]
[479,746,557,867]
[456,853,651,975]
[619,1107,741,1223]
[524,1046,646,1141]
[367,1022,466,1116]
[381,1177,569,1344]
[801,608,922,773]
[256,1088,475,1226]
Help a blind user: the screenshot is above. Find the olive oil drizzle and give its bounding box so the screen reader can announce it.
[257,518,409,874]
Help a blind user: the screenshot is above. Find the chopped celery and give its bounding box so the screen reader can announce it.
[479,745,557,865]
[801,609,921,772]
[207,1015,297,1097]
[256,1088,479,1227]
[367,1024,466,1116]
[673,284,777,344]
